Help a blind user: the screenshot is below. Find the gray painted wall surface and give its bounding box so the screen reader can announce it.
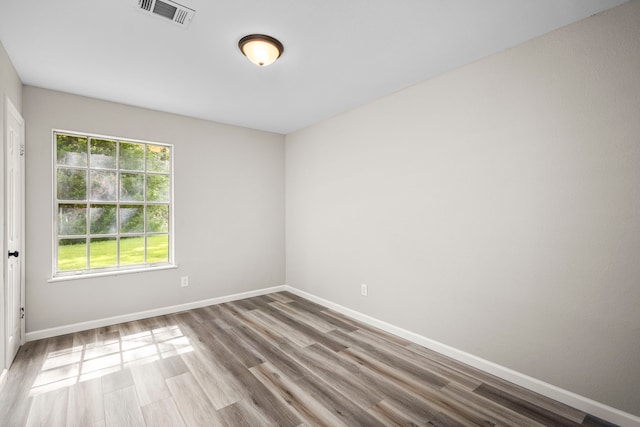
[23,87,285,332]
[1,41,23,370]
[286,3,640,415]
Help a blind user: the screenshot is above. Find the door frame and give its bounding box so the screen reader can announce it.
[4,95,26,369]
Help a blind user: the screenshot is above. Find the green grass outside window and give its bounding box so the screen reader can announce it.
[58,235,169,271]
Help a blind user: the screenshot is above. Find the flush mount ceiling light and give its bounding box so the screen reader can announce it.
[238,34,284,67]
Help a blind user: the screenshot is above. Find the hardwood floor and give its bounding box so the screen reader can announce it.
[0,291,618,427]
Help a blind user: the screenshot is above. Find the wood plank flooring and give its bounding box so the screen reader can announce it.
[0,291,618,426]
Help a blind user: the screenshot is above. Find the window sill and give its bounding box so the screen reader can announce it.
[48,264,178,283]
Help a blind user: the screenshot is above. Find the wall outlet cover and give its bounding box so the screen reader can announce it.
[361,284,368,296]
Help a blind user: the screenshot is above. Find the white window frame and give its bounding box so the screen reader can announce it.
[51,129,176,280]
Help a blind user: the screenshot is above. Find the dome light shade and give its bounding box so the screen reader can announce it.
[239,34,284,67]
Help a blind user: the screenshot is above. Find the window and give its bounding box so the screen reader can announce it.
[53,130,174,278]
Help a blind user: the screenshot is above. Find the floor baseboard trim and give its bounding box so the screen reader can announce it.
[25,285,287,342]
[284,286,640,427]
[0,369,7,393]
[22,284,639,426]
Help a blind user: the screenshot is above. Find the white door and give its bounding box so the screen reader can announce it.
[5,97,25,367]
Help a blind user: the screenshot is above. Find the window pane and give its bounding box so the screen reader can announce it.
[56,134,87,167]
[90,170,117,201]
[57,168,87,200]
[90,138,117,169]
[120,236,145,265]
[90,204,117,234]
[147,145,170,173]
[146,174,169,202]
[147,205,169,232]
[147,234,168,263]
[54,132,173,276]
[120,205,144,233]
[90,238,117,269]
[120,172,144,201]
[58,204,87,235]
[119,142,144,171]
[58,238,87,271]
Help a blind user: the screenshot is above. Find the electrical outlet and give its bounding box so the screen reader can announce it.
[361,283,368,296]
[181,276,189,287]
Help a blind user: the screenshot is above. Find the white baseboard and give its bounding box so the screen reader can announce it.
[0,369,7,392]
[22,283,639,426]
[25,285,286,342]
[284,286,640,427]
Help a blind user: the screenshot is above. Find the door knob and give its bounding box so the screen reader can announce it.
[8,250,19,258]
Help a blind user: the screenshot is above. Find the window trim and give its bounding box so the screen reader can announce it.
[51,129,176,280]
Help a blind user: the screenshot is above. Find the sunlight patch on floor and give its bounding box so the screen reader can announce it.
[29,324,193,396]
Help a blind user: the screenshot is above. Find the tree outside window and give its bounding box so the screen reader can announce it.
[54,131,173,276]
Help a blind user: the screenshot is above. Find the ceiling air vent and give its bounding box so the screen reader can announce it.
[136,0,195,27]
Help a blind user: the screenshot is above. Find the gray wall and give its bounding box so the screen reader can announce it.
[24,87,285,332]
[0,41,23,370]
[286,2,640,416]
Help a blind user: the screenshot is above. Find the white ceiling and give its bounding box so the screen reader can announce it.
[0,0,628,134]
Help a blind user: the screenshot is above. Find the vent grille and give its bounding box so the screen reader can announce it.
[174,8,189,24]
[135,0,195,27]
[139,0,153,12]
